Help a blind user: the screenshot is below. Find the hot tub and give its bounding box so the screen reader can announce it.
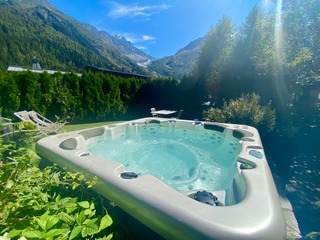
[36,118,286,239]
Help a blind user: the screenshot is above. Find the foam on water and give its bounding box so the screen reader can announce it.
[86,124,240,192]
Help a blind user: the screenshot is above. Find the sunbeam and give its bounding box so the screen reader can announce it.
[275,0,283,62]
[273,0,290,118]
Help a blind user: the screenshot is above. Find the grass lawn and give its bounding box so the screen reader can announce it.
[63,121,121,132]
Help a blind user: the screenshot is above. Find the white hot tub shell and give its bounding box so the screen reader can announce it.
[36,118,287,240]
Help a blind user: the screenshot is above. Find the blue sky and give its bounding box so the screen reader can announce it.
[47,0,267,59]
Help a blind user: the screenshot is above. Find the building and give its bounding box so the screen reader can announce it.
[7,57,82,76]
[84,65,150,79]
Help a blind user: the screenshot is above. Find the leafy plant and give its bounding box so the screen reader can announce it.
[306,232,320,240]
[0,133,114,240]
[203,93,276,134]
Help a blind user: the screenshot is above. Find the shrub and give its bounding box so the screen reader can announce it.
[0,134,113,240]
[203,93,276,134]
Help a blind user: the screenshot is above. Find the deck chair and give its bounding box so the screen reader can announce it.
[176,109,184,119]
[14,110,66,134]
[150,108,158,117]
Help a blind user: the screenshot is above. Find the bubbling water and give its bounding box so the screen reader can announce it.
[86,124,240,192]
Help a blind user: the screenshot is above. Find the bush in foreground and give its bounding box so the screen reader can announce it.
[0,132,114,240]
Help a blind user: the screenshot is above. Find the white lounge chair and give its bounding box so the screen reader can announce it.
[176,109,183,119]
[150,108,158,117]
[150,107,183,119]
[14,110,66,134]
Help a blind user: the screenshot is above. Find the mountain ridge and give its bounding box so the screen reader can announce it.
[0,0,149,74]
[0,0,201,78]
[148,37,203,79]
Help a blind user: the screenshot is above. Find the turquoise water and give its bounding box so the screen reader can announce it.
[86,124,240,192]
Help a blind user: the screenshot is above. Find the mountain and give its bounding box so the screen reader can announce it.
[0,0,150,74]
[148,37,203,79]
[113,34,155,67]
[81,24,154,67]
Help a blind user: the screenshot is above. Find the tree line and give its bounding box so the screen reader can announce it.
[183,0,319,133]
[0,70,181,123]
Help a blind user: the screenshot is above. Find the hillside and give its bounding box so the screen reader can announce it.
[148,37,203,79]
[82,26,154,67]
[0,0,150,74]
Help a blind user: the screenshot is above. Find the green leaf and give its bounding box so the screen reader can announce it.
[306,232,320,240]
[69,226,82,240]
[84,209,92,216]
[58,197,78,213]
[77,211,86,225]
[106,233,114,240]
[77,174,85,181]
[22,230,43,238]
[66,205,78,214]
[43,229,67,238]
[70,172,78,180]
[98,214,113,231]
[45,216,60,230]
[39,192,49,202]
[71,182,79,190]
[81,218,99,237]
[78,201,90,209]
[57,212,74,223]
[55,194,61,202]
[86,176,97,188]
[35,215,48,231]
[8,229,23,238]
[5,180,14,189]
[89,202,95,210]
[52,172,60,185]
